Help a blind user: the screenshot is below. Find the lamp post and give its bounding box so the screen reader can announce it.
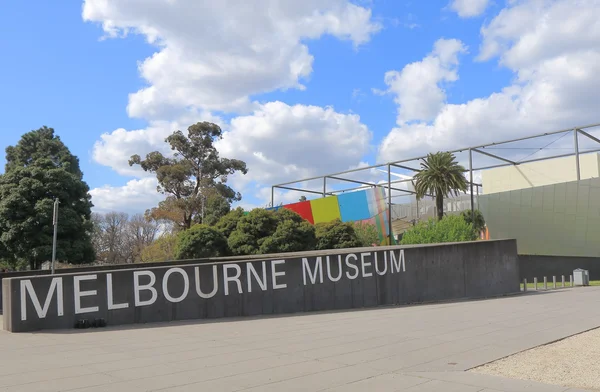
[51,198,59,274]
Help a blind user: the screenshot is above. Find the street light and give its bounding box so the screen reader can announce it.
[51,198,59,274]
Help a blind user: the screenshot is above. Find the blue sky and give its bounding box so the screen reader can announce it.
[1,0,598,213]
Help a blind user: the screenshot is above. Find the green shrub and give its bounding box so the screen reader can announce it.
[460,209,486,233]
[214,207,245,239]
[227,208,279,255]
[315,219,362,250]
[260,219,316,254]
[140,233,178,262]
[175,224,229,259]
[400,215,477,245]
[352,221,380,246]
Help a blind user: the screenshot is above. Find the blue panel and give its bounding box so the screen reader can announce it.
[337,191,371,222]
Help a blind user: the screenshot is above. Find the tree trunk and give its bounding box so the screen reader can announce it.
[436,193,444,221]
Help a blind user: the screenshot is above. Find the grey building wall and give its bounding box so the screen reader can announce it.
[480,177,600,257]
[519,254,600,282]
[3,240,519,333]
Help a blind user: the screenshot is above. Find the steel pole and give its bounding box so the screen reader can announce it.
[387,164,393,245]
[271,187,275,208]
[469,149,474,220]
[323,177,327,197]
[51,198,59,274]
[574,129,581,181]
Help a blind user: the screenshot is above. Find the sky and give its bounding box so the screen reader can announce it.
[1,0,599,214]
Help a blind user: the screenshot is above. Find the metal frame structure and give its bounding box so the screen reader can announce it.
[271,123,600,244]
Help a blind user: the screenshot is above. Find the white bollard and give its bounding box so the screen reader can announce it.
[562,275,565,288]
[570,275,573,287]
[553,276,557,289]
[544,276,548,290]
[523,279,528,292]
[534,277,538,290]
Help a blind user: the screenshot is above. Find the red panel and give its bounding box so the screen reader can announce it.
[283,201,314,224]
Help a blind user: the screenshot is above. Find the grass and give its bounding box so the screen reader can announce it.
[521,280,600,290]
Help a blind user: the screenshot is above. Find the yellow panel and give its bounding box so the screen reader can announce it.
[310,196,341,224]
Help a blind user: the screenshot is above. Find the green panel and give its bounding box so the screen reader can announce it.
[565,182,579,215]
[554,182,567,213]
[542,186,555,211]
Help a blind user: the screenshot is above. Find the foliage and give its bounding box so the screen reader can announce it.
[91,212,160,264]
[228,209,279,255]
[200,193,231,226]
[214,207,245,239]
[129,122,248,230]
[400,215,477,245]
[299,195,307,202]
[228,208,316,255]
[460,209,486,233]
[413,152,468,221]
[175,224,229,259]
[0,127,95,269]
[140,234,178,263]
[352,221,380,246]
[314,219,362,250]
[260,209,316,254]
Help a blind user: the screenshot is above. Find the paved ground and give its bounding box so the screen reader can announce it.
[2,288,600,392]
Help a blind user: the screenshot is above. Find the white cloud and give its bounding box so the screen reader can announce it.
[380,38,467,124]
[379,0,600,163]
[478,0,600,70]
[217,101,373,192]
[450,0,490,18]
[92,112,223,177]
[90,177,164,214]
[82,0,381,119]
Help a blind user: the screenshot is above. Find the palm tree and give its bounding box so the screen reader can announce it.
[413,152,468,221]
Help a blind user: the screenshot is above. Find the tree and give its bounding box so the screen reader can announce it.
[228,208,316,255]
[461,209,486,233]
[400,215,477,245]
[129,122,248,230]
[260,209,316,254]
[315,219,362,250]
[140,234,177,262]
[0,127,95,269]
[299,195,307,202]
[228,209,279,255]
[214,207,245,239]
[175,224,229,259]
[352,221,380,246]
[413,152,468,221]
[92,212,160,264]
[91,212,129,264]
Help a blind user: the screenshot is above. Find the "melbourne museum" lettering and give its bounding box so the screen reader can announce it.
[19,250,406,321]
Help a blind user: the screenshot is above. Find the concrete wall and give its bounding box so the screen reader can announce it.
[519,254,600,282]
[0,254,287,314]
[2,240,519,333]
[482,153,600,194]
[479,177,600,257]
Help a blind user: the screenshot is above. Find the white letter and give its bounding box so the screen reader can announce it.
[134,271,157,307]
[360,253,373,277]
[107,273,128,310]
[195,266,219,299]
[271,260,287,289]
[20,278,63,321]
[374,252,387,276]
[302,257,323,285]
[345,254,359,279]
[223,264,242,295]
[326,256,343,282]
[247,262,267,293]
[74,275,99,314]
[162,268,189,303]
[390,250,406,273]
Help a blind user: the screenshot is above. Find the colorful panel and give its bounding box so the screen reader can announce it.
[337,191,371,222]
[366,187,387,217]
[283,201,314,224]
[309,196,341,224]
